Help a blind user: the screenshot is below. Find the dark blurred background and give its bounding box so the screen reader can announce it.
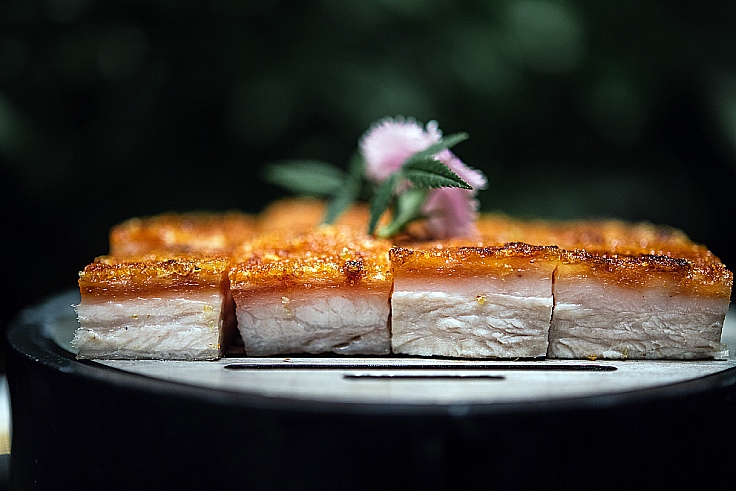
[2,1,735,371]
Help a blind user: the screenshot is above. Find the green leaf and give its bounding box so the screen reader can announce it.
[323,151,365,224]
[368,172,400,235]
[402,157,472,189]
[262,160,345,196]
[403,132,469,166]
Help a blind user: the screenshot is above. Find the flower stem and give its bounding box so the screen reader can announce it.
[376,187,428,238]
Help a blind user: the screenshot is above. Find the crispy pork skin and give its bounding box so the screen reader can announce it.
[257,197,372,233]
[73,253,235,360]
[109,211,258,255]
[476,213,693,249]
[229,226,393,356]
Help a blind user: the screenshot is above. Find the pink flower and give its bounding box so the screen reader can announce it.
[359,116,487,238]
[360,117,442,182]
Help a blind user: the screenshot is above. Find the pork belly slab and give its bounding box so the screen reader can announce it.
[550,249,732,360]
[73,253,235,360]
[108,199,370,257]
[389,243,560,359]
[76,204,732,361]
[229,226,393,356]
[478,215,732,359]
[390,216,732,360]
[109,211,258,255]
[475,213,694,255]
[257,197,372,233]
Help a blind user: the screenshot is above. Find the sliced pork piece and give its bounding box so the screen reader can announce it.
[73,253,235,360]
[478,213,732,359]
[389,242,560,359]
[109,211,258,256]
[549,249,732,360]
[229,226,393,356]
[476,213,694,255]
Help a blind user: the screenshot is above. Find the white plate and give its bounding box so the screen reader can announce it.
[81,307,736,406]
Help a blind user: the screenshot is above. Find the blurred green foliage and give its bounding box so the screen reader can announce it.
[1,0,736,346]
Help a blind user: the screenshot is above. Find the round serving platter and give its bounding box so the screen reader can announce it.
[6,290,736,490]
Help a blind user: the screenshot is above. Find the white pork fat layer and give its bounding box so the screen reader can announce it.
[73,293,225,360]
[391,291,553,358]
[549,278,730,359]
[390,265,555,359]
[235,291,390,356]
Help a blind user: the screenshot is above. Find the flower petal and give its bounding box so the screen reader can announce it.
[360,116,440,182]
[421,187,480,239]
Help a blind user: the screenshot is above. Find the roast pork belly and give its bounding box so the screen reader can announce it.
[72,252,235,360]
[389,242,560,359]
[109,211,258,256]
[78,204,731,361]
[107,199,371,257]
[549,248,732,360]
[257,197,374,233]
[478,214,732,359]
[476,213,694,254]
[392,215,732,360]
[229,226,393,356]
